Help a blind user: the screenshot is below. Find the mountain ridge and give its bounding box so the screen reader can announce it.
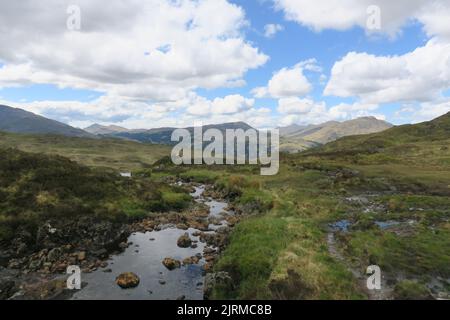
[279,116,393,153]
[0,105,94,138]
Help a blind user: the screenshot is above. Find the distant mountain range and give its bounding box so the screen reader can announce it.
[0,105,94,138]
[85,122,255,145]
[84,124,130,135]
[0,104,393,151]
[279,117,393,153]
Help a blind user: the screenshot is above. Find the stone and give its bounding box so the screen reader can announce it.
[47,248,62,263]
[116,272,140,289]
[77,251,86,261]
[162,257,181,270]
[177,233,192,248]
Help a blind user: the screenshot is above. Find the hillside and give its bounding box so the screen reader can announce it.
[308,112,450,169]
[0,105,93,138]
[84,124,129,135]
[0,131,170,171]
[102,122,255,144]
[280,117,393,153]
[194,112,450,300]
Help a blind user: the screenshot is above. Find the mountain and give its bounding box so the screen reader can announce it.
[0,105,93,138]
[279,117,393,153]
[315,112,450,156]
[84,124,129,135]
[107,121,256,145]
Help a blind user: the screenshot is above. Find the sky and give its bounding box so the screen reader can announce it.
[0,0,449,129]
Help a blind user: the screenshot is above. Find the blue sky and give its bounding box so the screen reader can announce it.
[0,0,449,129]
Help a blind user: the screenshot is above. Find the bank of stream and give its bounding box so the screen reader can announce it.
[70,183,233,300]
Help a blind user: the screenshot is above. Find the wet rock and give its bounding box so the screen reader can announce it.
[177,223,189,230]
[202,262,214,273]
[162,257,181,270]
[203,247,216,255]
[119,242,128,250]
[116,272,140,289]
[182,256,201,265]
[177,233,192,248]
[55,263,68,273]
[77,251,86,262]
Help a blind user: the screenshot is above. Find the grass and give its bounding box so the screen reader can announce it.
[0,148,190,244]
[0,131,171,171]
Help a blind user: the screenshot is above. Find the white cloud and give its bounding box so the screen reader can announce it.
[412,100,450,123]
[328,102,382,120]
[273,0,450,39]
[186,94,254,116]
[277,97,324,115]
[252,61,317,98]
[0,0,268,102]
[264,24,284,38]
[325,39,450,104]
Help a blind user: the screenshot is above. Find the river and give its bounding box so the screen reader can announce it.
[71,184,231,300]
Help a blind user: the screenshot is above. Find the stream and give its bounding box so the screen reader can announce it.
[71,184,231,300]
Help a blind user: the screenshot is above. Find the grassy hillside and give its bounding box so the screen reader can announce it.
[0,131,171,171]
[0,105,93,138]
[174,113,450,300]
[0,148,190,244]
[280,117,393,153]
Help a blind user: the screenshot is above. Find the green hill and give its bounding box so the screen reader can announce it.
[0,131,171,171]
[0,105,93,138]
[0,148,190,245]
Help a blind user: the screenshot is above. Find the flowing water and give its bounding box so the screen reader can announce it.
[71,185,231,300]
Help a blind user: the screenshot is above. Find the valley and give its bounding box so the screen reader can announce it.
[0,112,449,300]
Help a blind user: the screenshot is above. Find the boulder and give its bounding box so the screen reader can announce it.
[116,272,140,289]
[162,257,181,270]
[177,233,192,248]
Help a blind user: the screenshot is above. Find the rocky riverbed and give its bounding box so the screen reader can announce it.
[0,183,239,300]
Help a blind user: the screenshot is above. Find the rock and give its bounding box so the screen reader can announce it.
[162,257,181,270]
[203,247,216,255]
[92,248,108,259]
[182,256,200,265]
[47,248,62,263]
[77,251,86,262]
[103,269,112,273]
[177,224,189,230]
[177,233,192,248]
[202,262,214,273]
[116,272,140,289]
[119,242,128,250]
[55,263,68,273]
[159,280,166,285]
[177,295,186,300]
